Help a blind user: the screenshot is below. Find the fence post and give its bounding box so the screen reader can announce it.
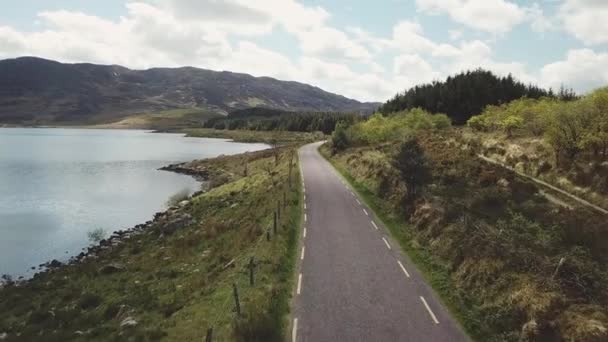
[273,212,277,234]
[232,283,241,316]
[277,200,281,220]
[283,192,287,209]
[205,328,213,342]
[249,257,255,286]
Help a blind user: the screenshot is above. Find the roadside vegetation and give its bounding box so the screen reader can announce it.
[467,87,608,210]
[324,85,608,341]
[0,147,303,341]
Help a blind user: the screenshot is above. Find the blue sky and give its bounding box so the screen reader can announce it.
[1,0,607,102]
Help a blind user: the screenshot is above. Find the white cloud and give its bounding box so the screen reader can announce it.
[540,49,608,93]
[393,54,441,87]
[415,0,526,34]
[526,3,554,33]
[448,29,463,41]
[559,0,608,45]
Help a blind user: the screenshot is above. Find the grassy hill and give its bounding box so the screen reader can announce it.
[0,57,378,125]
[324,108,608,341]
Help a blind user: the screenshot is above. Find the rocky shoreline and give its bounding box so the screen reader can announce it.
[1,161,209,288]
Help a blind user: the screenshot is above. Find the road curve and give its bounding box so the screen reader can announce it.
[293,142,469,342]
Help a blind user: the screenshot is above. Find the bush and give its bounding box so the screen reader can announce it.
[331,121,349,151]
[78,292,103,310]
[392,138,432,203]
[87,227,106,243]
[166,188,191,207]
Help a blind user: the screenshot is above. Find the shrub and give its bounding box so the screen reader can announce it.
[331,121,349,151]
[392,138,432,203]
[166,188,191,207]
[78,292,103,310]
[87,227,106,243]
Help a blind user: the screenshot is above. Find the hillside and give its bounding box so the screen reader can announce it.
[324,106,608,341]
[0,57,378,125]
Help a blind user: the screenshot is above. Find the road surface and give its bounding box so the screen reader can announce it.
[292,142,469,342]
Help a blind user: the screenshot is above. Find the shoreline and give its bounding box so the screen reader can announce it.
[1,160,209,286]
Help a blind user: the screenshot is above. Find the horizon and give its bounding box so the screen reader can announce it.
[1,1,607,102]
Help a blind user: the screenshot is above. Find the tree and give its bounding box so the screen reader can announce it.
[498,115,524,137]
[545,102,584,166]
[331,122,349,151]
[392,138,432,202]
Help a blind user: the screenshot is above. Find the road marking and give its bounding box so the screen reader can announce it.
[371,221,379,230]
[397,260,410,278]
[356,199,361,205]
[297,273,303,295]
[382,237,391,250]
[304,213,307,222]
[304,203,306,210]
[292,318,298,342]
[350,191,355,196]
[304,194,306,201]
[420,296,440,324]
[363,209,369,216]
[303,227,307,238]
[300,246,305,260]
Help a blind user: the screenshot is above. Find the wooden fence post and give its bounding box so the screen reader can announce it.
[205,328,213,342]
[273,212,277,234]
[248,257,255,286]
[232,283,241,316]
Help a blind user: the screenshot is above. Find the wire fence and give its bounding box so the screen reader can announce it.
[202,149,300,341]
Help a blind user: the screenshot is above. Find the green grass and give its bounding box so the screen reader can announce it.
[319,144,483,341]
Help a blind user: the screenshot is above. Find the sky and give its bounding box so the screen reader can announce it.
[1,0,607,102]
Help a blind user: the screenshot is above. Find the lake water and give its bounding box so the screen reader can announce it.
[0,128,268,278]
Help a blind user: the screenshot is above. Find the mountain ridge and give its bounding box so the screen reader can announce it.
[0,56,378,125]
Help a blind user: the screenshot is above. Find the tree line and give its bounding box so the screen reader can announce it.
[203,108,360,134]
[378,69,577,124]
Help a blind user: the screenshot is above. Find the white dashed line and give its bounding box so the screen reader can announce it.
[420,296,440,324]
[363,209,369,216]
[304,203,306,210]
[300,246,306,260]
[382,237,391,250]
[350,191,355,196]
[356,199,361,205]
[397,260,410,278]
[371,221,379,230]
[304,213,307,222]
[297,273,303,295]
[303,227,307,238]
[292,318,298,342]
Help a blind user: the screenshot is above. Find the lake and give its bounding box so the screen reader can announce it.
[0,128,268,278]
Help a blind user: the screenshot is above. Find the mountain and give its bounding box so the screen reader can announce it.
[0,57,378,125]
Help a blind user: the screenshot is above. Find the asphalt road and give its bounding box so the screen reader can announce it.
[292,142,469,342]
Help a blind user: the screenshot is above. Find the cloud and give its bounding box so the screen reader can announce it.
[559,0,608,45]
[540,49,608,93]
[415,0,526,34]
[393,54,441,87]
